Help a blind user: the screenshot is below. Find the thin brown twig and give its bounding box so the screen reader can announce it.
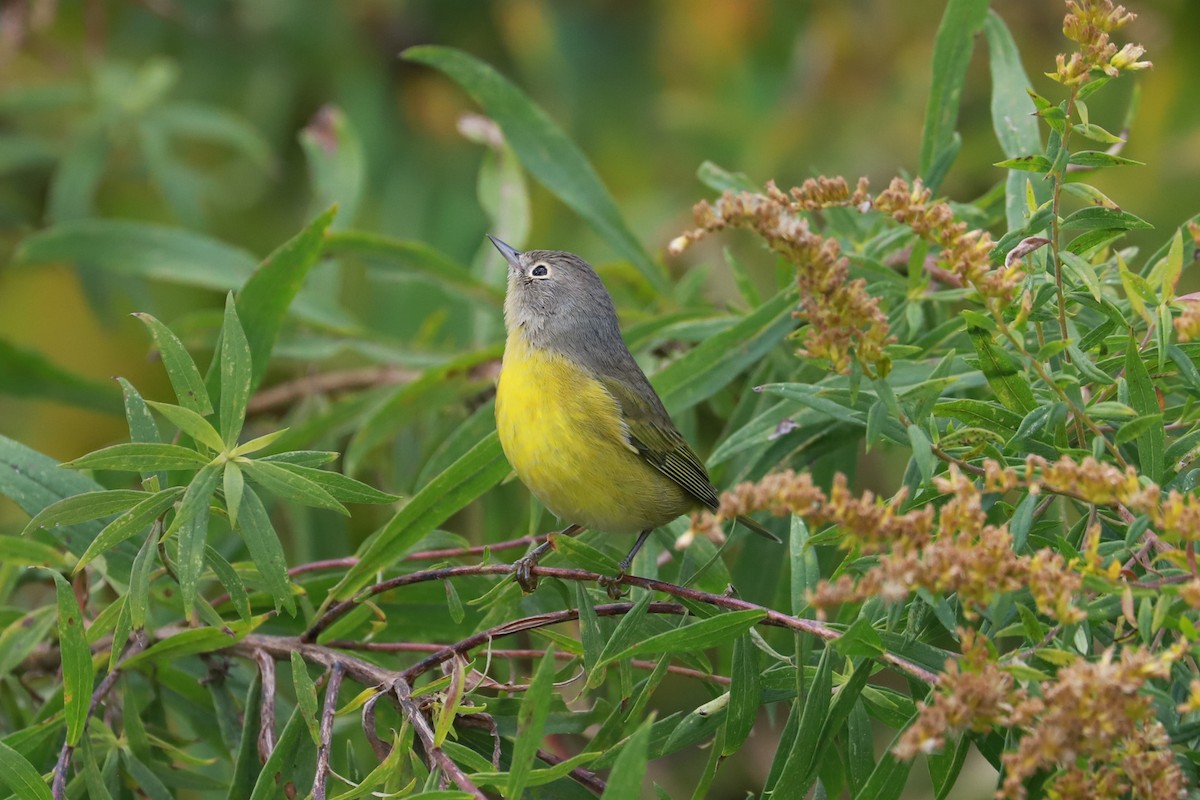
[392,676,487,799]
[210,536,544,609]
[51,630,149,800]
[247,366,421,414]
[325,641,731,686]
[255,650,277,762]
[300,563,940,684]
[312,662,345,800]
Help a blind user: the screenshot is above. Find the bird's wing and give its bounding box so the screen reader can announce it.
[597,375,721,511]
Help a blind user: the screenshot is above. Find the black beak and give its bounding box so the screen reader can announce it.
[486,235,522,271]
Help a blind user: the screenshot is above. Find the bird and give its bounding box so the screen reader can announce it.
[487,235,779,593]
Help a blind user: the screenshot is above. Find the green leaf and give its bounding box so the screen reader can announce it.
[224,461,245,528]
[248,705,308,800]
[590,590,653,689]
[968,327,1036,413]
[596,609,766,669]
[47,119,109,223]
[0,537,70,569]
[236,487,297,616]
[852,724,917,800]
[325,230,504,306]
[123,614,270,669]
[770,646,833,794]
[260,462,397,505]
[131,312,214,415]
[334,433,510,599]
[723,633,760,755]
[654,291,795,414]
[696,161,758,194]
[552,533,621,575]
[240,458,349,515]
[17,221,335,328]
[993,155,1051,173]
[832,617,886,658]
[173,464,220,621]
[290,651,321,745]
[227,676,263,800]
[0,338,122,414]
[0,607,57,679]
[934,398,1024,435]
[345,350,499,475]
[21,489,147,536]
[1067,150,1144,168]
[1060,207,1152,231]
[207,546,251,621]
[128,521,160,630]
[403,46,668,293]
[599,717,654,800]
[49,570,93,746]
[74,486,184,572]
[235,206,337,390]
[906,424,936,484]
[919,0,989,191]
[790,516,818,617]
[923,737,966,800]
[572,582,603,672]
[146,401,226,453]
[300,105,364,226]
[218,294,253,445]
[63,441,211,472]
[0,740,54,800]
[507,645,559,799]
[1059,251,1103,301]
[1148,229,1185,302]
[1125,340,1164,482]
[1116,414,1164,446]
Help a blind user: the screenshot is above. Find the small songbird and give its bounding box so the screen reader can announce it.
[488,236,778,592]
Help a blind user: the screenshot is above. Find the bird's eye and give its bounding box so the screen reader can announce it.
[530,264,550,278]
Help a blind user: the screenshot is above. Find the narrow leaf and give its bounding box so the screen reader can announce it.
[236,487,297,615]
[62,442,210,472]
[147,400,226,452]
[74,486,184,572]
[50,570,93,746]
[131,312,214,415]
[218,294,253,445]
[235,207,337,389]
[403,46,668,293]
[507,645,559,799]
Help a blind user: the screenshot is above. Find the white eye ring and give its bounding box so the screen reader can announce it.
[530,263,550,278]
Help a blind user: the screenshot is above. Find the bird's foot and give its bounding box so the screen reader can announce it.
[598,572,629,600]
[514,555,540,593]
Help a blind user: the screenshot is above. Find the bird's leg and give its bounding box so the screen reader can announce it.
[600,529,653,600]
[514,523,583,593]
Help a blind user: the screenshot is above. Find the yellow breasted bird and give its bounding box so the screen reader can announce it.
[488,235,779,592]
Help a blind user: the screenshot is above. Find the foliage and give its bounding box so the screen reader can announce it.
[1,1,1199,798]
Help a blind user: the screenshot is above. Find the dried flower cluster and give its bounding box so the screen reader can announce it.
[693,465,1084,622]
[670,176,1024,375]
[999,644,1183,799]
[894,630,1013,759]
[1174,297,1200,343]
[900,637,1184,799]
[1029,453,1200,545]
[873,177,1021,309]
[1054,0,1150,85]
[670,177,887,373]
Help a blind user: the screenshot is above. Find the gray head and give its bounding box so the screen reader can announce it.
[488,235,624,352]
[487,235,672,419]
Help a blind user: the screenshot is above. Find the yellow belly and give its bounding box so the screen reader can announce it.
[495,332,694,534]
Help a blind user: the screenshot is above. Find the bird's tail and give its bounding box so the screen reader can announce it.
[734,514,782,543]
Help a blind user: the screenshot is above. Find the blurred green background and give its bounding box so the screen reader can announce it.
[2,0,1196,464]
[1,3,1196,797]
